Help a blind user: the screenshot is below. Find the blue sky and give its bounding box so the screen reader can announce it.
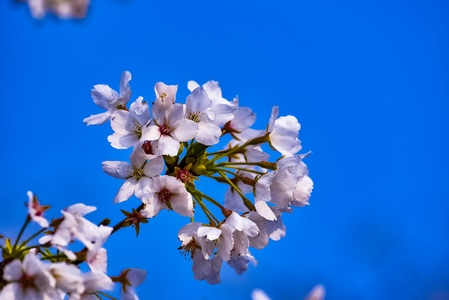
[1,0,448,299]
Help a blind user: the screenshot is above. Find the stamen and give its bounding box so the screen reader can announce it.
[159,124,172,135]
[142,141,154,155]
[158,189,172,203]
[189,112,201,123]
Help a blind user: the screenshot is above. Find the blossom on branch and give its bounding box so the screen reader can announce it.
[82,71,314,284]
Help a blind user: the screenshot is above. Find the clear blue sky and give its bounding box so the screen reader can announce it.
[1,0,448,299]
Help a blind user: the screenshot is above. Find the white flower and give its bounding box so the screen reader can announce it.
[108,96,150,149]
[140,175,194,218]
[102,149,164,203]
[251,289,271,300]
[27,0,46,19]
[49,203,101,258]
[251,285,325,300]
[225,107,257,134]
[188,81,236,125]
[141,103,198,156]
[178,222,202,251]
[77,271,114,299]
[84,71,132,125]
[267,106,302,156]
[27,0,90,19]
[48,262,85,296]
[0,253,59,300]
[248,209,286,249]
[292,174,313,207]
[197,224,234,261]
[227,246,257,275]
[305,285,326,300]
[27,191,49,228]
[254,172,277,221]
[117,268,147,300]
[185,87,223,145]
[225,212,259,238]
[269,156,311,211]
[86,225,113,273]
[154,82,178,108]
[191,251,223,285]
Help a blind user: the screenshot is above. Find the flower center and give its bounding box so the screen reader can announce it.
[179,240,198,260]
[142,141,154,155]
[132,167,144,179]
[159,123,172,136]
[189,112,201,123]
[158,189,172,203]
[19,272,37,290]
[31,197,45,217]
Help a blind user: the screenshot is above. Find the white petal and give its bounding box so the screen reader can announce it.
[251,289,271,300]
[108,132,138,149]
[142,156,164,178]
[195,122,222,145]
[114,178,137,203]
[64,203,96,216]
[141,125,161,141]
[87,248,108,273]
[91,84,118,109]
[292,175,313,206]
[255,201,276,221]
[83,112,111,126]
[305,285,326,300]
[230,107,256,132]
[226,212,259,237]
[170,190,194,217]
[197,226,222,241]
[186,88,212,113]
[126,268,146,287]
[82,271,114,293]
[3,260,22,281]
[267,106,279,132]
[102,161,133,179]
[171,119,199,142]
[140,200,163,218]
[217,224,234,261]
[178,222,202,245]
[187,80,200,92]
[110,110,131,134]
[154,135,180,156]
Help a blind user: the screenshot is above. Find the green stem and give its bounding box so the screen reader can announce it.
[191,193,219,225]
[196,192,224,210]
[217,170,255,211]
[12,216,31,252]
[17,245,41,255]
[21,227,47,246]
[221,166,267,175]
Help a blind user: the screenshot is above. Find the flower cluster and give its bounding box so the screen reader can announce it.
[84,71,314,283]
[23,0,90,19]
[0,71,313,298]
[0,192,146,299]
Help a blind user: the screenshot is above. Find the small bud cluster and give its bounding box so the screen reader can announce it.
[24,0,90,19]
[84,71,314,283]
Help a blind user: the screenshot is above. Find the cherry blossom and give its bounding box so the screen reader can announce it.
[27,191,49,228]
[102,149,164,203]
[84,71,132,125]
[140,175,194,218]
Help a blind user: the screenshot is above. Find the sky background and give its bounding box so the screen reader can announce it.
[1,0,449,299]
